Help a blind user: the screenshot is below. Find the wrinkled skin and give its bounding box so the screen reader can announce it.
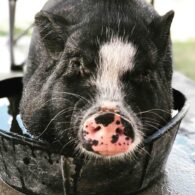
[20,0,174,159]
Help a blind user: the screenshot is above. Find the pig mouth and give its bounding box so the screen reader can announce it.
[79,112,142,158]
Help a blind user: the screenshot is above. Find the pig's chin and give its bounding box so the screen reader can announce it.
[78,112,143,159]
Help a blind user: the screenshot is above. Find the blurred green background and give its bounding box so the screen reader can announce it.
[173,41,195,80]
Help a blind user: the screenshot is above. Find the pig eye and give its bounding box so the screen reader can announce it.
[121,70,154,83]
[69,58,81,69]
[137,71,154,82]
[65,57,90,77]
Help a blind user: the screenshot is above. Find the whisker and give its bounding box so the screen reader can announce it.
[53,91,92,106]
[37,108,78,138]
[142,123,159,130]
[57,125,80,137]
[139,111,167,123]
[137,108,170,115]
[140,116,161,121]
[60,138,77,154]
[137,145,152,158]
[142,120,160,127]
[41,97,74,107]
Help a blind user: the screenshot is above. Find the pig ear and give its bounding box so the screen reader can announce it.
[150,10,174,49]
[35,11,68,59]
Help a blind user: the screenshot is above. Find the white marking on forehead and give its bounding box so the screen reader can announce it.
[96,37,137,101]
[99,37,136,75]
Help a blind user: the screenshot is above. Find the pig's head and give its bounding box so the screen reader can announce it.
[20,1,174,160]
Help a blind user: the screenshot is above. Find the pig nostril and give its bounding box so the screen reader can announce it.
[116,120,121,125]
[94,126,101,131]
[116,128,123,134]
[111,134,119,143]
[95,113,115,127]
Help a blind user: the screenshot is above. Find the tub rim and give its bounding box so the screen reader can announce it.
[0,76,189,153]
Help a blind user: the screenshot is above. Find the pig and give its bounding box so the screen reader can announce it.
[20,0,174,160]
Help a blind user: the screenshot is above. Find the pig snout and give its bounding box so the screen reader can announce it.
[82,112,135,157]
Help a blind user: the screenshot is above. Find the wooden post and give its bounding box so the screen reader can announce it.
[8,0,16,70]
[8,0,23,71]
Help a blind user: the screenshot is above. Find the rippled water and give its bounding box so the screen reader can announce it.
[0,97,32,137]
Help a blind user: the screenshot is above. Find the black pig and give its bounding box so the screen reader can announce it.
[20,0,174,160]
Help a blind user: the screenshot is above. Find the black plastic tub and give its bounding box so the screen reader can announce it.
[0,77,189,195]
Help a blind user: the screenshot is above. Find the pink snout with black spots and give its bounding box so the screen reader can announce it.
[82,112,135,157]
